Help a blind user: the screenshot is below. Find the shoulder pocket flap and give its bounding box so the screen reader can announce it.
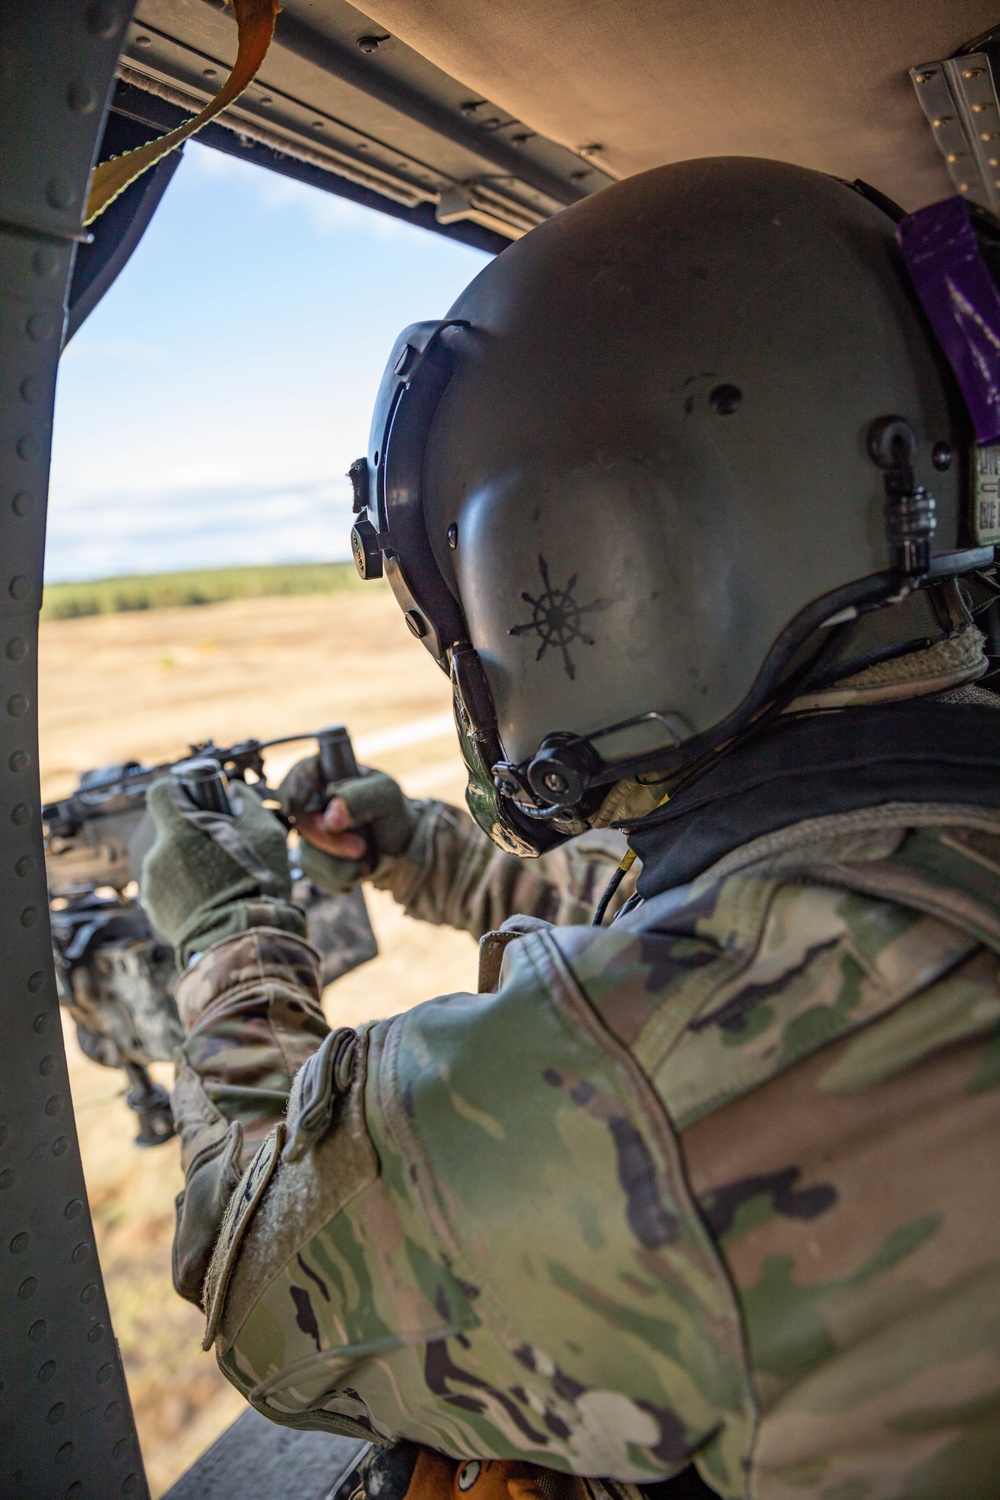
[203,1121,285,1350]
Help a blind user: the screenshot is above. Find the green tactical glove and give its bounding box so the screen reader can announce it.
[142,777,305,968]
[278,756,420,897]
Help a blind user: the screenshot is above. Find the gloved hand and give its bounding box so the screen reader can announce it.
[142,777,304,967]
[278,756,420,896]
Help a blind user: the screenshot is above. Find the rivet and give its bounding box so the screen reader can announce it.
[932,441,953,471]
[17,434,39,460]
[914,70,936,82]
[312,120,325,129]
[511,133,533,145]
[17,855,34,875]
[11,1232,29,1252]
[21,906,39,928]
[947,152,966,163]
[0,1168,16,1190]
[932,116,953,127]
[991,158,999,167]
[12,803,31,826]
[133,34,152,47]
[113,1438,129,1459]
[203,67,218,77]
[960,183,971,192]
[570,170,590,181]
[52,1136,68,1157]
[45,1092,61,1114]
[9,574,31,598]
[7,637,29,660]
[71,1241,88,1262]
[447,523,458,549]
[709,383,743,415]
[10,750,31,772]
[46,1401,65,1424]
[97,1362,115,1384]
[982,132,1000,141]
[19,1277,38,1299]
[460,100,484,115]
[87,1323,105,1343]
[33,1013,47,1033]
[56,1441,73,1461]
[122,1476,140,1496]
[104,1398,122,1420]
[82,1283,99,1305]
[9,694,29,716]
[39,1055,54,1076]
[65,1481,83,1498]
[19,374,39,401]
[65,1198,83,1219]
[30,1320,48,1341]
[972,103,994,113]
[66,80,96,114]
[357,34,384,52]
[964,67,984,78]
[86,2,124,38]
[579,143,604,156]
[38,1360,56,1383]
[45,178,77,211]
[28,971,44,992]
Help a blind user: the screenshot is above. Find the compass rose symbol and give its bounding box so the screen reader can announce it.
[508,554,605,681]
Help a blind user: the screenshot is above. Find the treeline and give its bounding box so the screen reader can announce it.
[41,562,376,620]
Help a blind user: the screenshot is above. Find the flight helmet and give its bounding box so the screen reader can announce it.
[350,157,998,853]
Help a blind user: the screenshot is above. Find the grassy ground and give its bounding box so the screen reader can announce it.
[41,561,374,620]
[40,587,477,1494]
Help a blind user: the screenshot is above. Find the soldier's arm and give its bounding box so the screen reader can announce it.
[370,798,636,937]
[279,757,636,938]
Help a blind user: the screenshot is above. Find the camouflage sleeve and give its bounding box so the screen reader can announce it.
[372,799,636,937]
[198,921,754,1491]
[170,928,330,1305]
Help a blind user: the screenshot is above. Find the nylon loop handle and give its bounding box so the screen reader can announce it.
[85,0,280,225]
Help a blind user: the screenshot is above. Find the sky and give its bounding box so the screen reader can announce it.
[47,141,490,582]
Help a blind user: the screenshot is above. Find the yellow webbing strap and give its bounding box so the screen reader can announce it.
[85,0,281,226]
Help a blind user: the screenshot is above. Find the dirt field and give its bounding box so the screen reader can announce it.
[39,589,480,1495]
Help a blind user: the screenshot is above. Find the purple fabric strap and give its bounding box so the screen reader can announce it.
[898,196,1000,445]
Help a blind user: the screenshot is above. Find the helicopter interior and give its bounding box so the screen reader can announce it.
[1,1,997,1495]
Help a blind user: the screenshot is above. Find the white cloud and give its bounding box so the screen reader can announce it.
[44,474,356,583]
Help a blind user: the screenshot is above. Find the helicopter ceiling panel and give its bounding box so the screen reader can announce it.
[121,0,616,241]
[123,0,1000,226]
[354,0,1000,211]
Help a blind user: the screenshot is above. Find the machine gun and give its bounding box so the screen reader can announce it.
[43,728,377,1146]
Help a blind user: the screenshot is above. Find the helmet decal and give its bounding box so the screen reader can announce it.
[508,554,606,680]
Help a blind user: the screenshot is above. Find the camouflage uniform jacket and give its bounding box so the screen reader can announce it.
[172,797,1000,1500]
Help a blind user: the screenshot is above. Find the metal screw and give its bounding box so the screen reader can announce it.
[932,441,953,471]
[709,383,742,415]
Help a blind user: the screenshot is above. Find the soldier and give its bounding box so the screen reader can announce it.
[142,159,1000,1498]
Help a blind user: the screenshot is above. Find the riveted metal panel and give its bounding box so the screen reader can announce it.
[0,4,149,1495]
